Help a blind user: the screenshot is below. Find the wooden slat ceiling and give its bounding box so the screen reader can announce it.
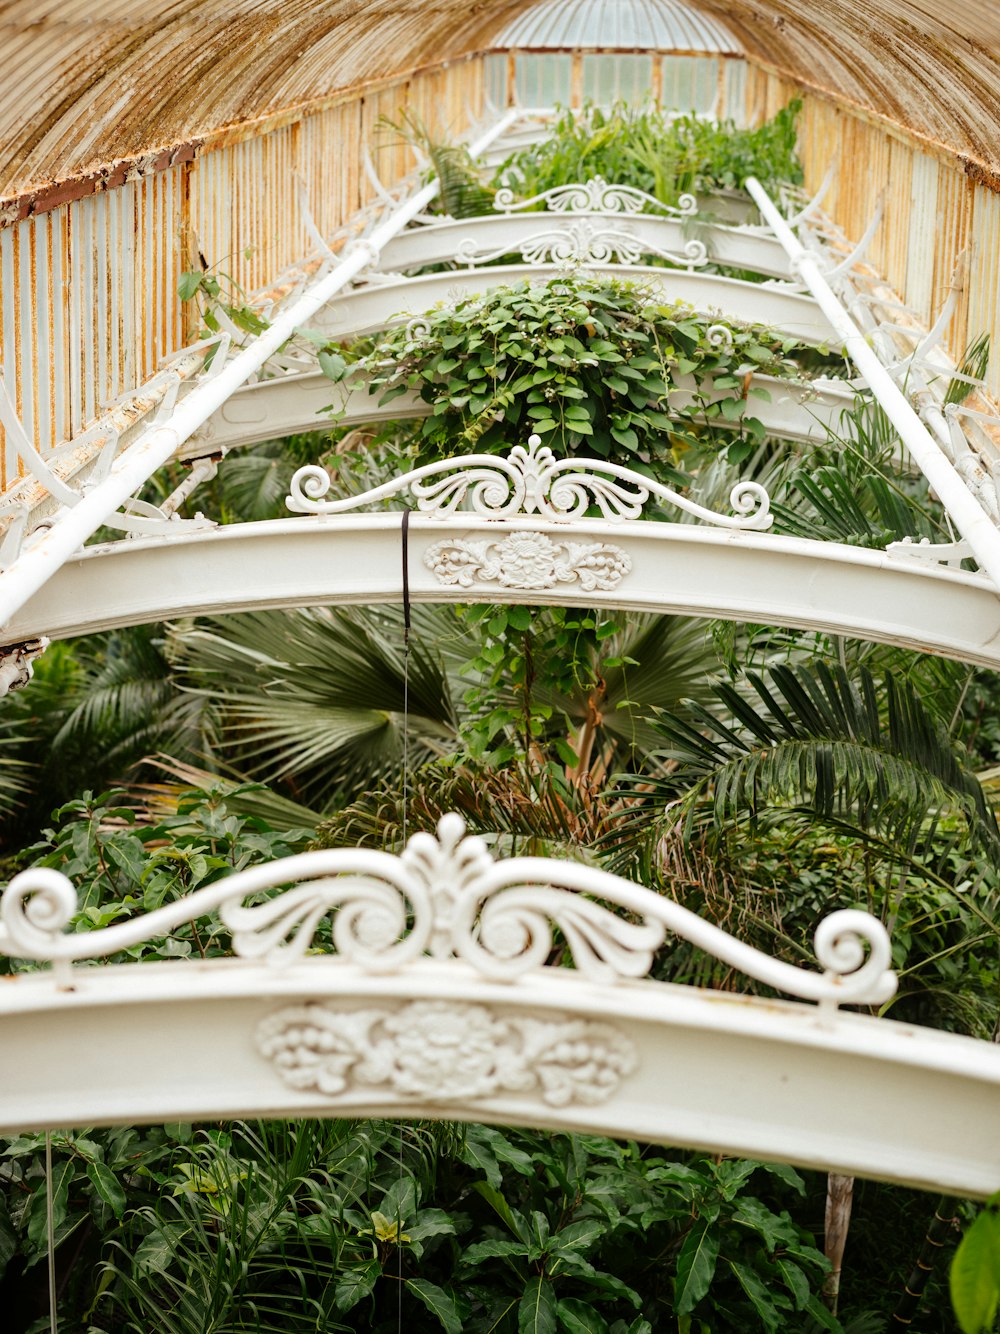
[1,0,999,205]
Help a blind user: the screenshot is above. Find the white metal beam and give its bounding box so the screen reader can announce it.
[306,264,839,347]
[3,959,999,1197]
[181,368,856,457]
[377,213,795,279]
[4,516,998,668]
[2,818,998,1198]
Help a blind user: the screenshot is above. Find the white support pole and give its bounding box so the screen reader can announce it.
[0,111,521,633]
[744,175,1000,592]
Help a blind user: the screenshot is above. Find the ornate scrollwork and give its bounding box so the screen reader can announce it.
[493,176,698,219]
[454,221,708,270]
[256,999,638,1106]
[424,531,631,591]
[286,432,773,530]
[2,811,898,1011]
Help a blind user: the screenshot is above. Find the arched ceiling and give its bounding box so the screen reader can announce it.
[1,0,1000,206]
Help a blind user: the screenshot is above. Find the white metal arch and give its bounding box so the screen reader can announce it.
[4,515,999,670]
[306,263,838,346]
[180,366,855,458]
[376,211,795,279]
[2,814,998,1198]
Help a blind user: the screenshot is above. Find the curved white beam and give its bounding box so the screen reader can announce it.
[2,813,996,1197]
[377,213,794,279]
[2,958,998,1196]
[307,264,839,347]
[181,368,855,458]
[5,515,999,668]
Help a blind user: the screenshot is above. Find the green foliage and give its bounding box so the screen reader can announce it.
[81,1124,840,1332]
[639,660,1000,859]
[341,273,812,473]
[492,101,803,207]
[383,110,497,218]
[946,332,991,407]
[178,267,270,339]
[952,1193,1000,1333]
[11,786,313,968]
[772,397,944,549]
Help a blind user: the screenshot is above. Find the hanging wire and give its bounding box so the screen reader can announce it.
[45,1131,58,1334]
[401,506,411,847]
[398,506,413,1334]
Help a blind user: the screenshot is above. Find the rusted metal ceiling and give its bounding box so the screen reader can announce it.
[2,0,1000,206]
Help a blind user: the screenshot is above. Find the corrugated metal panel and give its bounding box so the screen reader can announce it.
[494,0,741,52]
[0,58,488,486]
[969,186,1000,399]
[5,1,1000,213]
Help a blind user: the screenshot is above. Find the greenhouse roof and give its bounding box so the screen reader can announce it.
[493,0,741,52]
[0,2,1000,206]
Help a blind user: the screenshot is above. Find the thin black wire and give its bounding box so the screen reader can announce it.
[46,1131,58,1334]
[398,508,412,1333]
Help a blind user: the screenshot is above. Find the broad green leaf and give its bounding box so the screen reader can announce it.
[406,1209,457,1243]
[519,1275,557,1334]
[407,1277,463,1334]
[550,1218,607,1255]
[85,1161,126,1218]
[334,1257,381,1312]
[462,1237,530,1266]
[729,1259,782,1332]
[674,1220,720,1315]
[134,1224,187,1275]
[557,1296,609,1333]
[27,1161,73,1249]
[775,1256,811,1310]
[732,1198,797,1252]
[951,1200,1000,1334]
[473,1180,530,1241]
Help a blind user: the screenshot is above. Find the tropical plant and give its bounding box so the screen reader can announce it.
[492,101,804,207]
[325,273,818,471]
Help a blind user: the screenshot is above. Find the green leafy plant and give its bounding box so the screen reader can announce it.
[492,101,804,208]
[330,273,815,475]
[952,1191,1000,1333]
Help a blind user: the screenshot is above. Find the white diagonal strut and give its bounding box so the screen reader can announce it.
[745,175,1000,592]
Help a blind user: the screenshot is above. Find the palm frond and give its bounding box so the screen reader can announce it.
[634,661,999,859]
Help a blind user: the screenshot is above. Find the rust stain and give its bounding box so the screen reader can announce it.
[2,1,1000,208]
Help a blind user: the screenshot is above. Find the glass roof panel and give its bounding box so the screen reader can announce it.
[494,0,742,52]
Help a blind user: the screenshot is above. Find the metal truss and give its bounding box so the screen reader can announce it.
[3,810,999,1197]
[376,210,796,278]
[5,448,998,671]
[1,106,1000,672]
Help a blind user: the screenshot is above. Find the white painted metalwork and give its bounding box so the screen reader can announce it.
[747,175,1000,588]
[378,211,795,279]
[3,812,1000,1198]
[493,177,698,215]
[0,111,521,633]
[287,433,773,528]
[5,515,1000,670]
[181,366,854,457]
[306,264,838,346]
[0,635,47,696]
